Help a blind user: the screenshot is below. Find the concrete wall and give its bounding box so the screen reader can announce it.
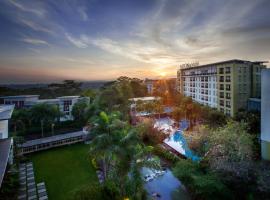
[0,120,8,139]
[261,69,270,160]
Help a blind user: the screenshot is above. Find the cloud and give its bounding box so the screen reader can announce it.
[21,38,49,45]
[78,7,88,21]
[8,0,45,17]
[18,18,55,35]
[65,33,88,48]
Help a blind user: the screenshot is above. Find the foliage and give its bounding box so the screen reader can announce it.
[153,146,180,164]
[0,165,19,200]
[94,76,147,119]
[72,100,89,124]
[89,111,160,199]
[136,118,168,145]
[173,159,232,200]
[234,110,260,134]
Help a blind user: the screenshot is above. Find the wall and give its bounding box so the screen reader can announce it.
[0,120,8,139]
[261,69,270,160]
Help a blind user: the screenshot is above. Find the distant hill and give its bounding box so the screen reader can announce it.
[0,81,108,90]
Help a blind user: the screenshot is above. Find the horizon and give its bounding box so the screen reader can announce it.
[0,0,270,84]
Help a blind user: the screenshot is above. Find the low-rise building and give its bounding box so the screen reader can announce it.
[0,95,89,121]
[0,105,14,188]
[261,69,270,160]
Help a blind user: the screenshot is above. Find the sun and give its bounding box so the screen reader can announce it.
[159,72,166,77]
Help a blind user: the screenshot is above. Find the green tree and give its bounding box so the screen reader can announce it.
[30,104,62,137]
[89,111,160,199]
[72,100,89,123]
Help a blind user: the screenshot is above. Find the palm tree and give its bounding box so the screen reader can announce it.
[89,111,160,199]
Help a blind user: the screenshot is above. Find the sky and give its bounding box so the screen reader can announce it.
[0,0,270,84]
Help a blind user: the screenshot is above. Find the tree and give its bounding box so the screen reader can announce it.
[89,111,160,199]
[72,100,89,123]
[30,104,62,137]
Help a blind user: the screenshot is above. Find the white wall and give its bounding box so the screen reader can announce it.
[261,69,270,142]
[0,120,8,139]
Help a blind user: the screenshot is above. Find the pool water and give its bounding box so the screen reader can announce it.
[165,131,200,162]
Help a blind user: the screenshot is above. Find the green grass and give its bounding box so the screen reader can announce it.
[30,143,98,200]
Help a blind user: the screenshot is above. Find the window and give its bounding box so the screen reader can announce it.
[226,109,231,116]
[226,101,231,108]
[226,76,231,82]
[220,76,224,82]
[219,68,224,74]
[220,100,224,106]
[220,84,224,90]
[63,100,72,111]
[220,92,224,98]
[226,93,231,99]
[226,84,231,91]
[225,67,231,73]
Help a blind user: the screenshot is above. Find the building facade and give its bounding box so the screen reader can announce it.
[0,105,14,188]
[0,95,89,121]
[261,69,270,160]
[177,60,267,117]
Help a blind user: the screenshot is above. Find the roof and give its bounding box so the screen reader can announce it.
[129,97,161,102]
[0,95,39,99]
[249,98,261,102]
[180,59,268,71]
[20,131,86,148]
[0,105,14,120]
[57,96,80,99]
[0,138,12,188]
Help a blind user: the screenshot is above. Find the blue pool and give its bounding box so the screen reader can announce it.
[164,130,200,162]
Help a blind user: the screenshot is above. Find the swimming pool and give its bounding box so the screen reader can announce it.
[164,130,200,161]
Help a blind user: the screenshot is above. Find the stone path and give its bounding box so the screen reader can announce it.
[18,162,48,200]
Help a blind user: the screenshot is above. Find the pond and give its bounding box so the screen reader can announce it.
[142,168,190,200]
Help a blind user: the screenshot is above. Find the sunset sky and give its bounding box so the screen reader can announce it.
[0,0,270,83]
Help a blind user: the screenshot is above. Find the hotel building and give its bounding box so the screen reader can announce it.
[177,59,267,117]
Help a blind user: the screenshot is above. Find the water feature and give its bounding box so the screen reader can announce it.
[143,168,190,200]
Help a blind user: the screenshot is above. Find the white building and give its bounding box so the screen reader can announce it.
[0,105,14,188]
[261,69,270,160]
[0,95,90,121]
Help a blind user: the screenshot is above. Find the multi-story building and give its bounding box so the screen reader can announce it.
[0,95,89,121]
[177,59,267,117]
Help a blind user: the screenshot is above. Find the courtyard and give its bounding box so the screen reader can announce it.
[30,143,97,200]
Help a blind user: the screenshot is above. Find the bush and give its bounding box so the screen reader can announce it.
[153,146,180,164]
[173,159,232,200]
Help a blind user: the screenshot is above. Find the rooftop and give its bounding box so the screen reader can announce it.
[129,96,160,102]
[0,138,12,188]
[0,95,39,99]
[0,105,14,121]
[20,131,86,148]
[179,59,268,70]
[57,96,80,99]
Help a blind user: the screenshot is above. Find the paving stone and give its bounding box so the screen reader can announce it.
[19,186,27,192]
[27,177,35,181]
[38,191,47,197]
[37,185,45,190]
[28,190,37,197]
[39,195,48,200]
[17,193,27,200]
[36,182,45,187]
[37,188,46,194]
[28,194,37,200]
[28,183,36,189]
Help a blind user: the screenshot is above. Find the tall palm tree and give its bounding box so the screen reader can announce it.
[89,111,160,199]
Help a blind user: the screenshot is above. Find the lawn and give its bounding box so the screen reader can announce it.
[30,143,98,200]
